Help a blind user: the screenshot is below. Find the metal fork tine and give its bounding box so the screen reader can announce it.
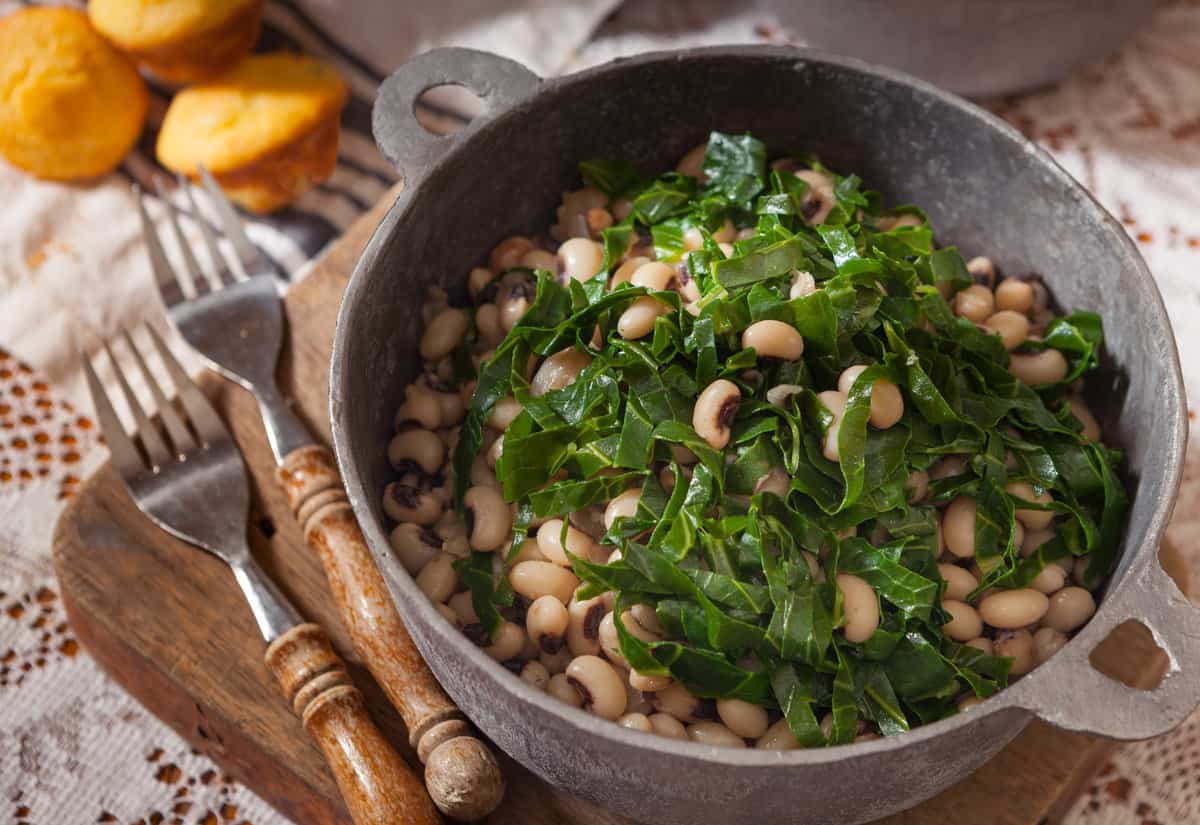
[153,178,207,296]
[82,354,148,477]
[197,164,275,279]
[121,328,196,456]
[144,325,231,447]
[136,186,194,306]
[180,173,236,289]
[104,341,172,470]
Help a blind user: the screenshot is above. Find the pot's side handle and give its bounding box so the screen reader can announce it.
[372,48,542,183]
[1015,561,1200,739]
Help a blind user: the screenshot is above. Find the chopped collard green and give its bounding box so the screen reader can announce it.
[447,131,1127,744]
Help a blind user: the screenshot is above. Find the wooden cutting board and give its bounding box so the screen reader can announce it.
[52,187,1182,825]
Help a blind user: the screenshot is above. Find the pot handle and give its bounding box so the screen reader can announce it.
[372,48,542,184]
[1012,559,1200,739]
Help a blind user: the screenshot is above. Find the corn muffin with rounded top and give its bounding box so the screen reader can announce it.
[0,6,147,181]
[88,0,263,83]
[156,52,348,213]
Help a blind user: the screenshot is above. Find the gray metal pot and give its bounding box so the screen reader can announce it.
[331,46,1200,825]
[761,0,1162,98]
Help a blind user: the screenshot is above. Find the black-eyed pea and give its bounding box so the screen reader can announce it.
[604,487,642,529]
[536,518,596,567]
[756,718,799,750]
[415,553,457,603]
[995,629,1036,675]
[957,696,985,712]
[433,603,458,627]
[520,248,558,272]
[1005,481,1055,529]
[1068,396,1101,441]
[688,721,746,748]
[509,561,579,605]
[1044,586,1096,632]
[558,237,605,282]
[641,714,685,741]
[652,683,702,722]
[754,467,790,498]
[693,379,742,450]
[388,428,444,474]
[766,383,804,408]
[938,563,978,602]
[520,660,550,690]
[468,266,496,299]
[717,242,735,257]
[463,486,511,552]
[930,454,967,480]
[624,682,653,715]
[819,713,834,741]
[610,256,649,290]
[954,284,994,323]
[488,396,523,431]
[995,278,1035,314]
[966,256,995,288]
[420,308,469,361]
[629,603,662,637]
[526,595,569,654]
[587,207,615,235]
[631,261,677,291]
[1021,527,1055,557]
[943,496,977,558]
[794,169,835,225]
[942,600,984,642]
[630,670,672,692]
[566,655,627,720]
[965,637,994,655]
[483,621,526,661]
[383,481,442,525]
[497,275,533,332]
[1034,626,1069,664]
[547,672,583,708]
[475,303,503,345]
[486,434,504,470]
[676,142,708,180]
[906,469,930,504]
[531,348,592,396]
[836,573,879,643]
[978,588,1049,629]
[1009,349,1068,386]
[540,646,572,675]
[742,320,805,360]
[618,296,669,340]
[984,310,1030,350]
[395,389,441,431]
[566,594,605,656]
[711,219,736,244]
[790,269,816,299]
[448,591,480,627]
[389,523,442,574]
[598,612,630,670]
[838,365,904,429]
[716,699,768,739]
[490,235,534,271]
[618,713,653,733]
[682,226,706,252]
[1030,563,1067,595]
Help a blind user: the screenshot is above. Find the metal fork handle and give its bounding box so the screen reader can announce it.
[230,556,304,642]
[255,384,317,464]
[277,444,506,821]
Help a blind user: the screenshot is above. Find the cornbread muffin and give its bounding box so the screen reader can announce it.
[157,52,347,213]
[0,7,147,181]
[88,0,263,83]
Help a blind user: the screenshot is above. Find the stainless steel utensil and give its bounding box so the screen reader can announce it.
[332,45,1200,825]
[137,173,505,821]
[81,326,442,825]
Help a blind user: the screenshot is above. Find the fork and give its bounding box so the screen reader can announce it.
[83,327,442,825]
[138,170,505,821]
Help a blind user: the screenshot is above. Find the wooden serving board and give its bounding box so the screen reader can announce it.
[52,189,1180,825]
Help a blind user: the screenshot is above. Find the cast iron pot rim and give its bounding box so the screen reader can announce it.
[331,44,1187,765]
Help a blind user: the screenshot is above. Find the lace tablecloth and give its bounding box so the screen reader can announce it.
[4,1,1200,822]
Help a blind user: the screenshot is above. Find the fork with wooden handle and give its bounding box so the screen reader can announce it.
[83,327,443,825]
[136,171,505,821]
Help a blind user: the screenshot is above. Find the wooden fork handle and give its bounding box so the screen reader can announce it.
[265,624,443,825]
[278,445,505,821]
